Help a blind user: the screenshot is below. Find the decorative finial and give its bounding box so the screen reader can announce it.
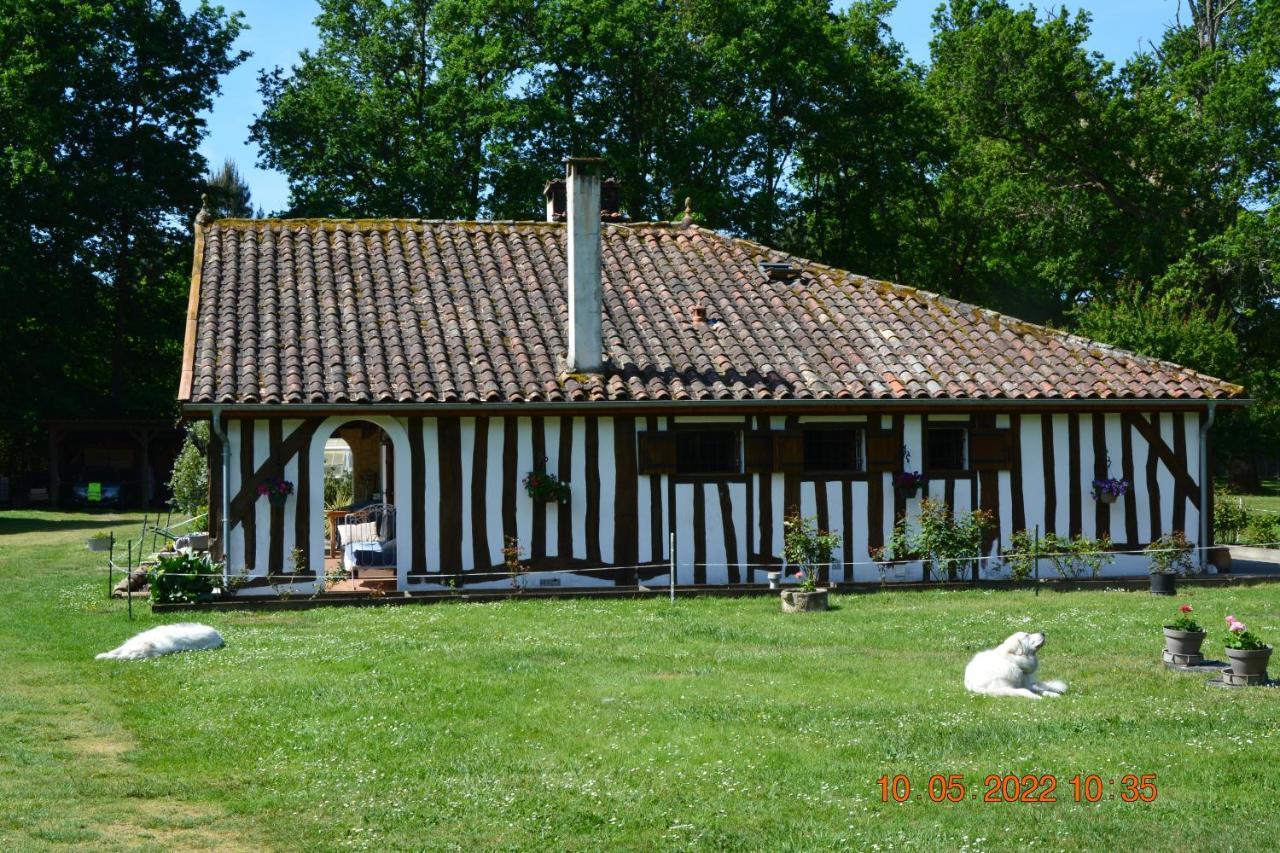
[195,193,212,229]
[681,197,694,227]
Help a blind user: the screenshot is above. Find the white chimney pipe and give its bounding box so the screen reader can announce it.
[566,157,603,372]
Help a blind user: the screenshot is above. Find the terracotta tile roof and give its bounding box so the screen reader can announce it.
[181,219,1243,406]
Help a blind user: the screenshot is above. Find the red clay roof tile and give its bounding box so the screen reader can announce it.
[183,219,1244,406]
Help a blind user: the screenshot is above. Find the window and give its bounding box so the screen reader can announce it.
[926,426,967,472]
[803,428,863,473]
[676,430,741,475]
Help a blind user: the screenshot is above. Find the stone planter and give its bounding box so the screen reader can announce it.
[85,536,113,552]
[1163,627,1206,658]
[781,588,829,613]
[1207,546,1232,573]
[1149,572,1177,596]
[1225,645,1272,679]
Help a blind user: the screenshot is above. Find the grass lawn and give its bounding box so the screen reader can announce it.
[3,510,1280,851]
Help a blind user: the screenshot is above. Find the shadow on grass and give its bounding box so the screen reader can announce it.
[0,513,134,538]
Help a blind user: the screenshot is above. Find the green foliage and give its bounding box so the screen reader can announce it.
[148,550,220,604]
[1214,488,1251,544]
[1004,531,1115,581]
[1146,531,1198,575]
[324,468,353,509]
[1241,513,1280,546]
[1167,603,1203,633]
[873,500,993,581]
[914,499,994,581]
[1224,614,1267,650]
[782,512,841,589]
[205,158,254,219]
[168,422,210,518]
[0,1,246,471]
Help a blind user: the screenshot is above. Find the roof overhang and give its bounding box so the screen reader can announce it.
[180,396,1250,419]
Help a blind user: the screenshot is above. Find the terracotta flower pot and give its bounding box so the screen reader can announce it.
[1162,627,1206,657]
[1149,572,1176,596]
[1225,645,1272,679]
[781,589,829,613]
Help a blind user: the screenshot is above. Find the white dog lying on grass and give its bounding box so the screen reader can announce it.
[964,631,1067,699]
[95,623,224,661]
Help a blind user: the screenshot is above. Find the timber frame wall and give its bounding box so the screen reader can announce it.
[206,408,1211,592]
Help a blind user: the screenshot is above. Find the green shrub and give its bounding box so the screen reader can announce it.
[1241,514,1280,547]
[168,422,210,518]
[1146,531,1197,575]
[149,551,220,604]
[1004,532,1115,580]
[783,512,841,588]
[1214,489,1250,544]
[873,500,993,581]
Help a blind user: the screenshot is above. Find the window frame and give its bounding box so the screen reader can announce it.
[925,425,969,475]
[672,426,744,479]
[800,425,866,476]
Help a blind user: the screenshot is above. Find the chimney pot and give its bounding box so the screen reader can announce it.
[691,305,707,324]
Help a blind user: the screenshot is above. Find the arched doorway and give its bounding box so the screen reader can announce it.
[307,416,413,590]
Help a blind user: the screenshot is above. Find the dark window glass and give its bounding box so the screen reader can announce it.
[927,427,967,471]
[675,430,741,475]
[803,429,863,473]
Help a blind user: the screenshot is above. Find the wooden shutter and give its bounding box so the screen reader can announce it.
[866,433,898,472]
[744,433,774,473]
[970,429,1013,470]
[636,432,676,475]
[772,432,804,472]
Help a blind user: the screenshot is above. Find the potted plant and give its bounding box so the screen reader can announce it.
[1145,531,1195,595]
[780,512,840,612]
[1163,604,1206,658]
[893,470,924,500]
[257,476,294,507]
[86,532,114,552]
[523,460,571,504]
[1091,477,1128,504]
[1223,615,1271,680]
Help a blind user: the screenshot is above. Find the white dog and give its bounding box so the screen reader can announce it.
[964,631,1067,699]
[96,623,224,661]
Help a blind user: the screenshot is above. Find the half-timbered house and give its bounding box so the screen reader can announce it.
[178,158,1245,594]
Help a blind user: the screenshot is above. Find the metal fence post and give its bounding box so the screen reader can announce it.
[669,532,676,603]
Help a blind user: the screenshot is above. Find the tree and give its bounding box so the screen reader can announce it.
[0,0,245,472]
[205,158,254,219]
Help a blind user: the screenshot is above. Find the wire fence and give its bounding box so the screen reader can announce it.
[96,534,1276,616]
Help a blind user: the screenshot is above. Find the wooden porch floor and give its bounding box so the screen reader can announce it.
[323,555,395,594]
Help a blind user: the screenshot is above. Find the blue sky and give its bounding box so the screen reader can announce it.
[189,0,1186,214]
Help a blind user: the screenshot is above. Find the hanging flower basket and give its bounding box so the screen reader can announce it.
[258,476,294,506]
[1091,477,1128,504]
[523,470,571,504]
[893,470,924,500]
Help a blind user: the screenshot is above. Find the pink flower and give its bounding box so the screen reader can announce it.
[794,571,805,579]
[1179,604,1193,613]
[1226,615,1246,632]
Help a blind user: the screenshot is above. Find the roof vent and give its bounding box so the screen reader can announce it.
[759,260,802,282]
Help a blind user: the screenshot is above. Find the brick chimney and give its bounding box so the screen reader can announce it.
[564,157,604,372]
